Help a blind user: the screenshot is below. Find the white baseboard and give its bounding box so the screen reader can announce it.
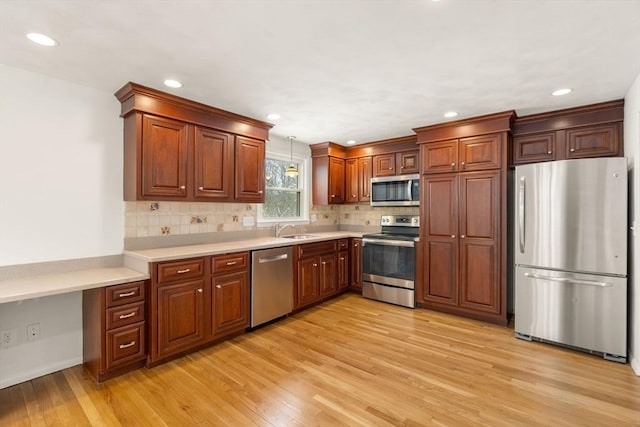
[0,357,82,389]
[631,350,640,376]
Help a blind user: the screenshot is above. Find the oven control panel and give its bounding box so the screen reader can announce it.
[380,215,420,227]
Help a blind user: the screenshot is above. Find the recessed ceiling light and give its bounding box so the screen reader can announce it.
[163,79,182,88]
[267,113,281,121]
[552,88,572,96]
[444,111,458,118]
[26,32,57,47]
[346,140,356,145]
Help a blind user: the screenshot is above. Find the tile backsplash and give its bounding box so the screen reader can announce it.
[125,202,418,239]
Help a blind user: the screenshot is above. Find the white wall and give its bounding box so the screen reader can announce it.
[0,64,124,387]
[624,71,640,375]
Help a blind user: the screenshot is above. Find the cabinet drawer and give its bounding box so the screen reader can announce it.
[106,301,145,330]
[106,281,145,308]
[297,240,337,258]
[338,239,349,250]
[156,258,205,284]
[212,252,248,274]
[106,322,145,370]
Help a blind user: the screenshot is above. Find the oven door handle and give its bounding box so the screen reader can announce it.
[362,238,415,248]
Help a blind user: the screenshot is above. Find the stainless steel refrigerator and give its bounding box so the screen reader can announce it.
[514,157,628,362]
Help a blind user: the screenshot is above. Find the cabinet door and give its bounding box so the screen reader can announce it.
[337,250,349,291]
[512,133,556,165]
[350,238,363,291]
[141,115,189,198]
[212,271,249,336]
[421,175,458,305]
[296,257,320,308]
[194,127,234,200]
[156,279,206,358]
[396,150,419,174]
[329,157,345,204]
[235,136,265,202]
[319,254,337,297]
[566,124,620,159]
[345,159,359,203]
[372,153,396,177]
[458,171,500,314]
[358,157,372,202]
[459,133,501,171]
[421,139,458,174]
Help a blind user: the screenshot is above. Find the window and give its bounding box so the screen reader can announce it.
[257,153,309,224]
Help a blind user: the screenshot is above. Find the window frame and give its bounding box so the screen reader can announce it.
[257,151,310,226]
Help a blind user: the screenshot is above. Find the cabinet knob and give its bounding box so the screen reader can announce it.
[198,186,204,190]
[354,243,359,247]
[351,194,357,198]
[461,162,465,169]
[258,190,263,194]
[451,234,456,238]
[570,148,575,152]
[313,263,318,267]
[340,257,345,261]
[215,285,221,289]
[197,288,203,293]
[180,185,186,190]
[461,235,465,239]
[322,261,327,265]
[331,194,336,197]
[451,163,456,168]
[547,151,552,155]
[400,166,404,169]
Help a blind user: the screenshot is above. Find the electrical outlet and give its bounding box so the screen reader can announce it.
[27,323,41,342]
[242,216,255,227]
[311,214,317,222]
[1,328,17,348]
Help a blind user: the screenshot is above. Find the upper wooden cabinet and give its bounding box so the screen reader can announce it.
[512,100,623,165]
[421,133,502,174]
[345,156,372,203]
[115,82,272,202]
[373,150,419,177]
[311,143,346,205]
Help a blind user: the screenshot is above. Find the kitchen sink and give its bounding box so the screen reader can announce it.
[281,234,319,240]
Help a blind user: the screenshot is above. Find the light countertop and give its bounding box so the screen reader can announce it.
[0,267,149,304]
[124,231,364,263]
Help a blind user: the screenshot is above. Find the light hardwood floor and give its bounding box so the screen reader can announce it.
[2,293,640,426]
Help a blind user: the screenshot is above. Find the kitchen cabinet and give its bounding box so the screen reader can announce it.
[512,100,623,165]
[115,82,271,203]
[345,156,372,203]
[83,280,147,382]
[337,239,350,291]
[421,134,501,174]
[415,111,513,325]
[372,150,419,177]
[294,240,341,309]
[210,252,250,337]
[350,238,363,292]
[312,155,345,205]
[422,172,500,314]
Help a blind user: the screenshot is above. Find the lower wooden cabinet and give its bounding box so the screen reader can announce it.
[350,238,363,292]
[149,252,249,365]
[294,239,351,310]
[83,280,147,382]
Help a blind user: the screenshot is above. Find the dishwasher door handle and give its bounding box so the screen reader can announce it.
[258,253,289,263]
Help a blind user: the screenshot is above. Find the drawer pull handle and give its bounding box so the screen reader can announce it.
[176,268,191,274]
[118,291,136,297]
[226,261,237,266]
[119,341,136,349]
[119,312,136,319]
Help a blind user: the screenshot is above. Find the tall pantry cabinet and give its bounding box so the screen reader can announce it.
[414,112,515,325]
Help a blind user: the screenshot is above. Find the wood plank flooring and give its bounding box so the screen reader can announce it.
[2,293,640,426]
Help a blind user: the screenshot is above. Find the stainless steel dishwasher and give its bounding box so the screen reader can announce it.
[251,246,293,327]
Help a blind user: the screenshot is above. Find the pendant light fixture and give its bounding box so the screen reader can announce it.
[285,136,299,177]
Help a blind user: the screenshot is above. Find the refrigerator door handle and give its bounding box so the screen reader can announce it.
[524,272,612,288]
[518,176,525,253]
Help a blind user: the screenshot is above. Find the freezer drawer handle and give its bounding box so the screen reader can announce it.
[518,176,525,254]
[524,272,612,287]
[259,253,289,263]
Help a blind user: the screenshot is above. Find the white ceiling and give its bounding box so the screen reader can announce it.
[2,0,640,145]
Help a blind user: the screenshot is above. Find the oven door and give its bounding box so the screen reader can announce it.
[362,238,415,289]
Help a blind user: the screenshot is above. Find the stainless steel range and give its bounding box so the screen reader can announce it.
[362,215,419,308]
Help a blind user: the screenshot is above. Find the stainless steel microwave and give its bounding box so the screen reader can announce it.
[370,174,420,206]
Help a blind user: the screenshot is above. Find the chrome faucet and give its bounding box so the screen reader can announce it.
[275,223,296,238]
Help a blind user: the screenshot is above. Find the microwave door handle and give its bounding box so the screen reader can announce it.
[407,180,412,202]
